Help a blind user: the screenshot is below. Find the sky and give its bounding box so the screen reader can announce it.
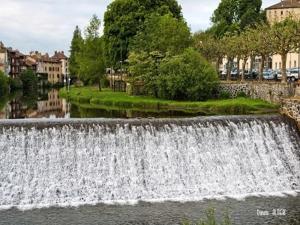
[0,0,279,55]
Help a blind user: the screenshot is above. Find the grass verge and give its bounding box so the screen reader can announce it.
[59,86,279,115]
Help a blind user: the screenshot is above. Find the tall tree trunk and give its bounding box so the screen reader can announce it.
[241,57,247,82]
[281,53,288,83]
[98,78,102,91]
[216,57,221,75]
[250,55,255,73]
[226,57,233,81]
[259,55,266,82]
[237,56,240,80]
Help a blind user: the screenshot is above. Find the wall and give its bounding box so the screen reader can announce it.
[281,98,300,129]
[219,81,295,104]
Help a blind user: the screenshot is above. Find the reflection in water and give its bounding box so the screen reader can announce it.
[0,89,70,119]
[0,89,206,119]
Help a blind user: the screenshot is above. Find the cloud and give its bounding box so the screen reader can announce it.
[0,0,279,55]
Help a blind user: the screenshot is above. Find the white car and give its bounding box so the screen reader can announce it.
[287,68,300,81]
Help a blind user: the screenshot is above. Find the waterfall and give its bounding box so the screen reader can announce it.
[0,115,299,210]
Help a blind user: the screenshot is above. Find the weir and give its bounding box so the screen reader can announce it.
[0,115,299,210]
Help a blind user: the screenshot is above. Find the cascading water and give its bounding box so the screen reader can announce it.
[0,115,299,210]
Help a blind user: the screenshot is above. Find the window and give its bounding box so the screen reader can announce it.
[275,62,278,69]
[279,62,282,69]
[294,60,297,68]
[281,11,283,16]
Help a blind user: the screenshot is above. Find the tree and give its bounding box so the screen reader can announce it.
[237,31,252,81]
[103,0,182,66]
[0,70,9,96]
[20,69,37,93]
[270,18,300,82]
[249,24,273,81]
[130,13,191,55]
[222,35,239,81]
[69,26,83,78]
[193,31,225,73]
[211,0,263,37]
[156,48,219,101]
[77,15,106,90]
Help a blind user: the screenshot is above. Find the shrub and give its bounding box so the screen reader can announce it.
[9,77,23,91]
[20,69,38,92]
[156,48,219,101]
[219,91,231,99]
[0,71,9,96]
[236,91,247,98]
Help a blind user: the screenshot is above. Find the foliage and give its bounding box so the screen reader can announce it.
[129,48,219,101]
[236,91,247,98]
[193,32,225,71]
[211,0,263,37]
[9,77,23,91]
[269,17,300,82]
[219,91,231,99]
[69,26,83,78]
[77,15,106,89]
[0,70,9,96]
[156,48,219,101]
[20,69,37,93]
[103,0,182,66]
[130,13,191,55]
[248,23,273,80]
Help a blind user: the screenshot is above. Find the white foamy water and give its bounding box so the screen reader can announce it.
[0,117,299,210]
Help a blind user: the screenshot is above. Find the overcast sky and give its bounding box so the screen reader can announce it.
[0,0,278,55]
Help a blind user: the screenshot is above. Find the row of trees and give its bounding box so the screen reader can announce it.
[194,18,300,83]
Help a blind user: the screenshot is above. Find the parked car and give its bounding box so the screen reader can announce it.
[244,70,258,80]
[287,68,300,81]
[277,68,299,81]
[263,69,276,80]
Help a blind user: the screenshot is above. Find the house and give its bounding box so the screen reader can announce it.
[0,42,9,75]
[266,0,300,71]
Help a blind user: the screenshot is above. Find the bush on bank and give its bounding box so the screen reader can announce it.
[0,71,9,96]
[157,48,219,101]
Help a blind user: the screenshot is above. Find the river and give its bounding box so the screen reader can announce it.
[0,89,299,225]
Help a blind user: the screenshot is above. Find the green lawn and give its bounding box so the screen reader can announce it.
[59,87,279,115]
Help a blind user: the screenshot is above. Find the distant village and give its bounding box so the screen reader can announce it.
[0,42,69,85]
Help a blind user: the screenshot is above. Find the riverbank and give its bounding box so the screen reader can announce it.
[59,87,279,115]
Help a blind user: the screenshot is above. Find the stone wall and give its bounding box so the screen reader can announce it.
[219,81,295,104]
[281,98,300,129]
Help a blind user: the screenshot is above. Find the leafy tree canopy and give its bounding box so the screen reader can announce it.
[103,0,182,66]
[211,0,263,37]
[130,13,191,56]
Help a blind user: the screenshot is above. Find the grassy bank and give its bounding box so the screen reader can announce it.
[59,87,279,115]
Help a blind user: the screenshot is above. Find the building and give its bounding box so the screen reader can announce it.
[52,51,69,80]
[0,42,9,75]
[31,51,68,84]
[221,0,300,74]
[266,0,300,71]
[7,48,25,79]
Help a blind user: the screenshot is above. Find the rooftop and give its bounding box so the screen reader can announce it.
[266,0,300,10]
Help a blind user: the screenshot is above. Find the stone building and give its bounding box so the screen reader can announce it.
[31,51,68,84]
[0,42,9,75]
[266,0,300,71]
